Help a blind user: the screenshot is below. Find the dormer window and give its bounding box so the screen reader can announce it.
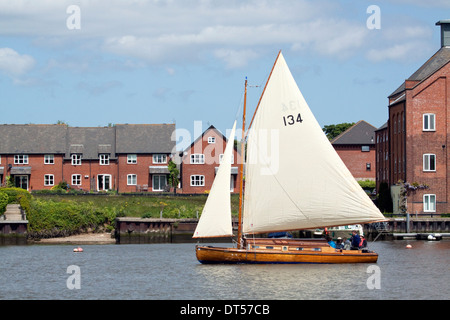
[71,154,81,166]
[99,154,110,165]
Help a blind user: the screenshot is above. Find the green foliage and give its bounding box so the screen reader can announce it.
[0,187,32,214]
[0,191,8,214]
[168,160,180,190]
[322,122,355,140]
[357,180,376,189]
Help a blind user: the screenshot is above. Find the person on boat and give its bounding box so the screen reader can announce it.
[342,237,351,250]
[335,237,344,249]
[350,231,361,250]
[326,236,337,248]
[359,235,368,249]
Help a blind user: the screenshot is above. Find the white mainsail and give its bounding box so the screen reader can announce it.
[243,52,385,234]
[193,121,237,238]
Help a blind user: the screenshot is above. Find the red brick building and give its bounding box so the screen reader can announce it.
[0,123,175,193]
[179,125,241,194]
[376,20,450,215]
[331,120,376,181]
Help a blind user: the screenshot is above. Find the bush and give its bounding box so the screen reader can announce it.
[0,187,32,214]
[0,191,8,214]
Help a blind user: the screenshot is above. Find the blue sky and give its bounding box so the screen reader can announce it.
[0,0,448,150]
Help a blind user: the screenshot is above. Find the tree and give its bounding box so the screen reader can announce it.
[322,122,355,140]
[168,160,179,194]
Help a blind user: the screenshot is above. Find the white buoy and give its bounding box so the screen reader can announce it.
[427,234,436,240]
[73,247,83,252]
[406,244,412,249]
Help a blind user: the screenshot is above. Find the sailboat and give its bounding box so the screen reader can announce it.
[193,51,386,264]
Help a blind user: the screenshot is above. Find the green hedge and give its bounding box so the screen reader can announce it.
[28,198,117,239]
[0,187,32,214]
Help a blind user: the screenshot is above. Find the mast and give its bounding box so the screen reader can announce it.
[237,77,247,248]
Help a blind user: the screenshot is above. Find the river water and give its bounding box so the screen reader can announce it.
[0,240,449,301]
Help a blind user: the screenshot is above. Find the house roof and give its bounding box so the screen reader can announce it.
[65,126,116,159]
[0,123,176,157]
[389,46,450,98]
[115,124,175,154]
[0,124,67,154]
[331,120,376,145]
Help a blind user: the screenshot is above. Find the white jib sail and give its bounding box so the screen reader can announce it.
[193,121,237,238]
[243,53,385,234]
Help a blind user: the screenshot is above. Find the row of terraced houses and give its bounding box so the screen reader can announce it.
[1,20,449,214]
[0,123,241,195]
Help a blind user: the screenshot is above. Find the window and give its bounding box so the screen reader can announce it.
[219,154,234,164]
[423,194,436,212]
[127,154,137,164]
[153,154,167,164]
[190,154,205,164]
[71,154,81,166]
[127,174,137,185]
[208,137,216,144]
[366,163,371,171]
[423,154,436,172]
[361,146,370,152]
[423,114,436,131]
[99,154,110,165]
[71,174,81,185]
[44,174,54,186]
[190,175,205,186]
[14,155,28,164]
[44,155,54,164]
[153,175,167,191]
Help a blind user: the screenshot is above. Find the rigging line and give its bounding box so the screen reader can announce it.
[246,130,310,221]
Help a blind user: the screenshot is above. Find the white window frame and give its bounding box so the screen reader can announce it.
[153,154,167,164]
[423,194,436,212]
[208,136,216,144]
[423,113,436,131]
[219,154,234,164]
[127,154,137,164]
[190,175,205,186]
[14,155,28,164]
[44,154,54,164]
[44,174,54,186]
[71,154,82,166]
[71,174,81,186]
[190,154,205,164]
[127,174,137,186]
[423,154,436,172]
[99,154,110,165]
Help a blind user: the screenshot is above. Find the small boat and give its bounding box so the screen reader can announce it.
[193,51,386,264]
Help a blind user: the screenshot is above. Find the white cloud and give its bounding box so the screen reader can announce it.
[0,47,35,76]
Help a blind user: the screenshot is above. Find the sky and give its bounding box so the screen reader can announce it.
[0,0,449,150]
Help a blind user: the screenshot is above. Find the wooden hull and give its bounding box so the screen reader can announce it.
[196,238,378,264]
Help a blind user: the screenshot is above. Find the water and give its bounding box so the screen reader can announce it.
[0,240,449,300]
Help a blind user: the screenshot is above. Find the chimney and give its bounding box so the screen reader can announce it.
[436,20,450,47]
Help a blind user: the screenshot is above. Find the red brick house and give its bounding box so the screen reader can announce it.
[179,125,241,194]
[376,20,450,215]
[331,120,376,181]
[0,123,175,193]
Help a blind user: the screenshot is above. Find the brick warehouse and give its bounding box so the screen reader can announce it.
[0,123,175,193]
[376,20,450,215]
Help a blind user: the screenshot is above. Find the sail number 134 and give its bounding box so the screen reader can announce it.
[283,113,303,126]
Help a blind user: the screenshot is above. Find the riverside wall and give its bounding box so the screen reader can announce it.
[115,217,450,244]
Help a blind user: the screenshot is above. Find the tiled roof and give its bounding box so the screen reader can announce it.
[331,120,376,145]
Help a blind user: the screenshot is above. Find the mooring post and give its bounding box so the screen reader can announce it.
[406,213,410,233]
